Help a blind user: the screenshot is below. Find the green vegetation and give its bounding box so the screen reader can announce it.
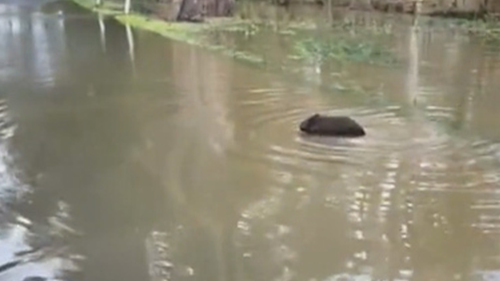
[116,15,266,63]
[200,19,399,67]
[415,15,500,42]
[292,37,396,65]
[68,0,399,67]
[460,18,500,42]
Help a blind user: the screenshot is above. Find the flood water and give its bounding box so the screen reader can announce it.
[1,1,500,281]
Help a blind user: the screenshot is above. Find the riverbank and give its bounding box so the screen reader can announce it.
[69,0,268,64]
[67,0,402,69]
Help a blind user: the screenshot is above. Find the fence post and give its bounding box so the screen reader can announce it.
[124,0,131,14]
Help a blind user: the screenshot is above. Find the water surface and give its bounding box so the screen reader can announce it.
[0,2,500,281]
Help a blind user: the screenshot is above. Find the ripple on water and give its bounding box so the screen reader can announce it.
[231,90,370,171]
[0,99,17,140]
[234,85,500,254]
[232,87,454,174]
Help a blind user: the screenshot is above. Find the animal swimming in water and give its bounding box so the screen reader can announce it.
[299,114,366,137]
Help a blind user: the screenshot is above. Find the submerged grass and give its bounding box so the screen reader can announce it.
[292,37,397,65]
[460,18,500,43]
[69,0,398,66]
[415,15,500,42]
[119,15,266,63]
[67,0,402,98]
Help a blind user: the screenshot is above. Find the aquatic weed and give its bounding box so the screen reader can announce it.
[293,37,397,65]
[416,15,500,41]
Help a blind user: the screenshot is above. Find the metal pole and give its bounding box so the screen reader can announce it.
[124,0,131,14]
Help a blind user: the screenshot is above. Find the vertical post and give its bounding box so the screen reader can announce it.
[124,0,131,14]
[96,0,102,7]
[412,0,421,26]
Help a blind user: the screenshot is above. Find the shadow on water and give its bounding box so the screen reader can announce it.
[1,0,500,281]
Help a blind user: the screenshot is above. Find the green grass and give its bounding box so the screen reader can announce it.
[68,0,400,66]
[69,0,265,64]
[66,0,401,100]
[117,14,266,63]
[291,37,397,65]
[414,15,500,42]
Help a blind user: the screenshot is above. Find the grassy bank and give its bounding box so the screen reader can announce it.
[116,15,267,64]
[69,0,267,64]
[67,0,399,67]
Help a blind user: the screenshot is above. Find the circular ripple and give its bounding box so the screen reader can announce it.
[228,85,500,205]
[229,87,455,178]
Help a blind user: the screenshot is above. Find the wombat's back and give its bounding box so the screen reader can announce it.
[299,114,365,137]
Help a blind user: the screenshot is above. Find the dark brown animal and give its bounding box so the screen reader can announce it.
[299,114,366,137]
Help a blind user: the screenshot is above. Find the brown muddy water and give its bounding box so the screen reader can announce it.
[0,1,500,281]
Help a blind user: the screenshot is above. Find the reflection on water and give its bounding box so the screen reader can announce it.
[2,1,500,281]
[0,97,79,279]
[0,4,67,88]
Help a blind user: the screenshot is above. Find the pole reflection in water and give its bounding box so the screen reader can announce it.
[98,13,106,53]
[1,1,500,281]
[0,4,68,89]
[126,24,136,78]
[0,3,81,281]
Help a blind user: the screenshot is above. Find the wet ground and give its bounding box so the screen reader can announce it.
[1,1,500,281]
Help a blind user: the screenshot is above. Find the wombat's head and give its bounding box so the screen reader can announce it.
[299,114,321,132]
